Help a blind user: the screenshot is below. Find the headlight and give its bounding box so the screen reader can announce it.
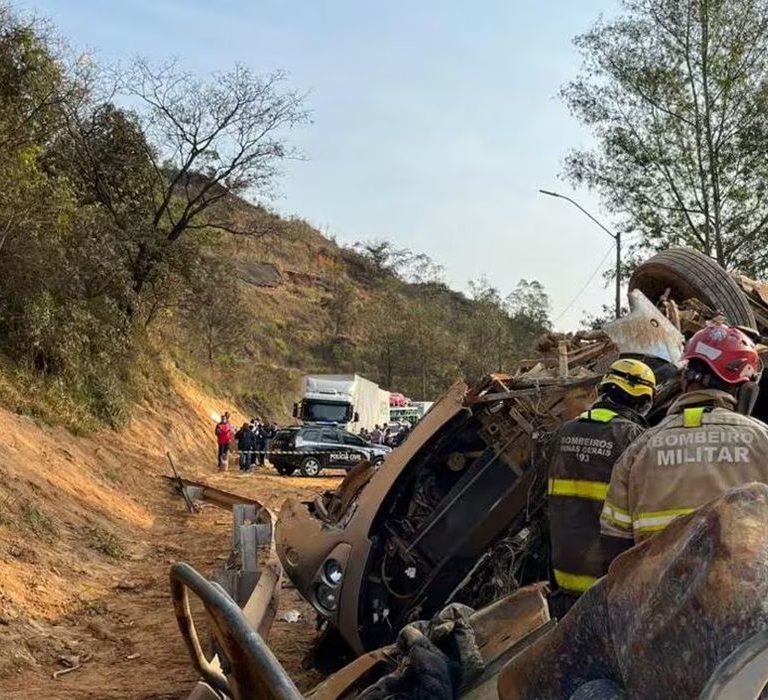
[324,559,344,586]
[316,583,338,612]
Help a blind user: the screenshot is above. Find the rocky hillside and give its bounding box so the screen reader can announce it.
[0,4,551,430]
[155,196,551,424]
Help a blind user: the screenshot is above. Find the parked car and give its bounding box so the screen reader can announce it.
[270,425,391,477]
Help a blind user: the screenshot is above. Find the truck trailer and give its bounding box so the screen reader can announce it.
[294,374,390,433]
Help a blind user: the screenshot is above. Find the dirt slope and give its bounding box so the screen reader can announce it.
[0,367,332,699]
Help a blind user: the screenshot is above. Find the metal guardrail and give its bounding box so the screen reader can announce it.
[163,475,274,513]
[163,465,289,699]
[171,562,302,700]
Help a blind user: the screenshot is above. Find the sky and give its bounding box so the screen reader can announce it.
[24,0,623,329]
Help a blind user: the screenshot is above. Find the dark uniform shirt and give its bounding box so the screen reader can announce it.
[547,401,646,595]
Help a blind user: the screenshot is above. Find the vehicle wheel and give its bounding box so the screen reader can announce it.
[300,457,322,477]
[372,457,385,467]
[629,247,756,330]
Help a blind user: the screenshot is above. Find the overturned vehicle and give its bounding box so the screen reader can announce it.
[173,483,768,699]
[171,247,768,699]
[274,247,768,658]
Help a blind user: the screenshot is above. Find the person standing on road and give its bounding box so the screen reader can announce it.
[370,424,382,444]
[601,323,768,547]
[253,418,266,467]
[248,418,259,468]
[215,413,234,470]
[262,422,277,464]
[235,422,256,472]
[547,358,656,615]
[226,412,237,450]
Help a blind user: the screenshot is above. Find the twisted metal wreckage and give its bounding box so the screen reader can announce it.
[168,248,768,699]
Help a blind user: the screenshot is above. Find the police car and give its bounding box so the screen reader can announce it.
[270,426,392,477]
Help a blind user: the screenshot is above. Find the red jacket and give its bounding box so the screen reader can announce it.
[215,422,233,446]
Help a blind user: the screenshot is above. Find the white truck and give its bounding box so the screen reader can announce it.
[293,374,390,433]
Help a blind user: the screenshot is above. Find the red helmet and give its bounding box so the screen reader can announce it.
[682,323,761,385]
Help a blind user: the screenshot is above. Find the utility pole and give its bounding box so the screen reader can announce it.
[539,189,622,318]
[614,229,621,319]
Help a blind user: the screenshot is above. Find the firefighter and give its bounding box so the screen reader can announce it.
[601,322,768,546]
[547,357,656,613]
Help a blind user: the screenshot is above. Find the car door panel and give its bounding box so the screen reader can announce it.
[320,428,346,468]
[341,432,371,468]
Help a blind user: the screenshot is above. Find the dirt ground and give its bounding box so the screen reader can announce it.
[0,371,340,699]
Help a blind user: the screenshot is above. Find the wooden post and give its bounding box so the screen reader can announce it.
[167,452,196,513]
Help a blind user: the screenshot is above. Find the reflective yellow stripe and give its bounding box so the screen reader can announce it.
[554,569,599,593]
[602,500,631,521]
[636,507,696,519]
[548,478,609,501]
[579,408,618,423]
[635,523,669,534]
[633,507,695,533]
[601,502,633,530]
[683,407,705,428]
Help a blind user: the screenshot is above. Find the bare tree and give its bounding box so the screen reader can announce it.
[122,59,308,240]
[59,58,309,300]
[353,239,445,283]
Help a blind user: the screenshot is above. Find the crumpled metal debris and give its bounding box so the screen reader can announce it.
[603,290,684,364]
[498,483,768,700]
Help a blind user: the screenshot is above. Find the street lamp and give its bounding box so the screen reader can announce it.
[539,189,621,318]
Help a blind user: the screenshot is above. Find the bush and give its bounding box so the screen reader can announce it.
[88,526,127,559]
[22,502,59,539]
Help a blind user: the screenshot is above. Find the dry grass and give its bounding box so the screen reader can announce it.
[21,502,59,539]
[87,526,127,559]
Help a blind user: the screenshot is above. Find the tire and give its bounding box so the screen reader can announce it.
[629,247,756,330]
[372,457,385,467]
[300,457,322,477]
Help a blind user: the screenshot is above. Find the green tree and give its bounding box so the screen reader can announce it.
[563,0,768,275]
[321,271,357,337]
[364,283,404,389]
[183,263,250,365]
[353,239,445,284]
[463,277,511,379]
[0,5,305,424]
[506,279,551,355]
[404,291,457,399]
[352,240,411,278]
[0,5,68,152]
